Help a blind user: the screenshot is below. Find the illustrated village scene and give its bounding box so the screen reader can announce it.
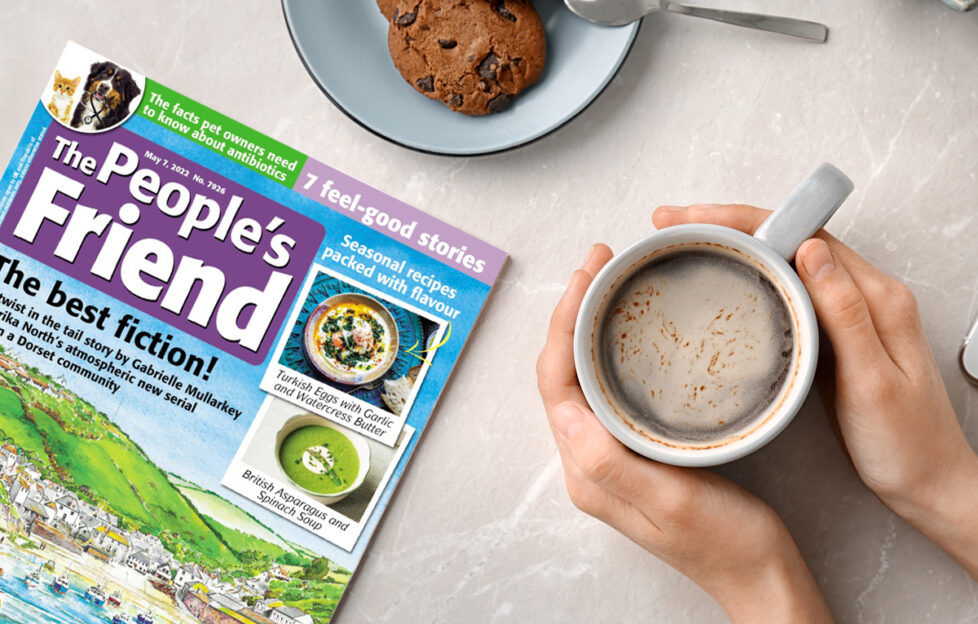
[0,347,349,624]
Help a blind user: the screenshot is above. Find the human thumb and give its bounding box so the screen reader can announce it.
[796,239,887,372]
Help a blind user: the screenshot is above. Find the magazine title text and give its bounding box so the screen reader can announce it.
[0,129,324,364]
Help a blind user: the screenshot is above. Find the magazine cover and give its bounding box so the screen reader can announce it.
[0,42,505,624]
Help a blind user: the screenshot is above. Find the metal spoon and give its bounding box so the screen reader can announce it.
[564,0,829,42]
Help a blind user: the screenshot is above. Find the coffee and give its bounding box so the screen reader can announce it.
[593,243,797,448]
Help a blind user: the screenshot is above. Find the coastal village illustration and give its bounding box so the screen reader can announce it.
[0,348,347,624]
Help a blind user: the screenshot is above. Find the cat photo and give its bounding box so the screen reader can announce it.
[47,70,79,124]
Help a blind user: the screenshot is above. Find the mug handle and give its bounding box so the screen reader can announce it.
[754,163,854,261]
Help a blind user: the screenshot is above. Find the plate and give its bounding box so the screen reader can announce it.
[282,0,640,155]
[303,293,400,386]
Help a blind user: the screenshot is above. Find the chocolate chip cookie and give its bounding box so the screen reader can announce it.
[377,0,399,18]
[387,0,546,116]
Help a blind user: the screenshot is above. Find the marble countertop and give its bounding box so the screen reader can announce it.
[2,1,976,622]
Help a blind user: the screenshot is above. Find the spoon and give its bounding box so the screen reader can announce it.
[564,0,829,42]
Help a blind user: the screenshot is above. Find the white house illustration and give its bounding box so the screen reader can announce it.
[270,605,314,624]
[88,524,131,561]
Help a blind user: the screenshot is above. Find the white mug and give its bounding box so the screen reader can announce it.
[574,163,854,467]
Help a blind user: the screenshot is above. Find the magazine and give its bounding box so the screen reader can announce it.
[0,42,505,624]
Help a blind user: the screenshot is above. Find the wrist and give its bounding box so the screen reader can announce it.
[709,535,832,623]
[886,449,978,579]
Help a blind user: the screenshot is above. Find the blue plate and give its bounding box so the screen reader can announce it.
[282,0,640,156]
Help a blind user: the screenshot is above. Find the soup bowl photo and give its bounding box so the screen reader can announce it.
[275,414,371,504]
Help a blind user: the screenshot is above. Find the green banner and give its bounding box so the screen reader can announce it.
[137,79,306,187]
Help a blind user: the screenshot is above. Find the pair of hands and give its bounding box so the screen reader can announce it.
[536,204,978,621]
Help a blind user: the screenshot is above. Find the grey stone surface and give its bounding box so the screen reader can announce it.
[2,1,976,622]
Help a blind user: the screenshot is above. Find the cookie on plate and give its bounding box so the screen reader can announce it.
[387,0,546,116]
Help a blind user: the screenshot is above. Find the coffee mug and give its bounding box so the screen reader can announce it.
[574,163,854,467]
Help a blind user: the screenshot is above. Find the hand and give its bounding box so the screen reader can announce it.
[654,203,978,579]
[536,245,832,622]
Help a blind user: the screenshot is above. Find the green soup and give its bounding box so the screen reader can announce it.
[278,425,360,495]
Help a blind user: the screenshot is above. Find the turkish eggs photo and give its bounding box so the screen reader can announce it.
[303,293,399,385]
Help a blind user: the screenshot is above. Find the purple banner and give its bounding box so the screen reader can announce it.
[0,125,324,364]
[294,159,506,285]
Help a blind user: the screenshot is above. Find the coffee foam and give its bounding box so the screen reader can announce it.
[594,244,797,447]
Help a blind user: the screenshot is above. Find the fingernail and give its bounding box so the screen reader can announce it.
[800,240,835,281]
[657,205,685,212]
[553,403,587,440]
[584,244,599,264]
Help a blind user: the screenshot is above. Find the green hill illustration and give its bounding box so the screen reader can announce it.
[172,475,314,562]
